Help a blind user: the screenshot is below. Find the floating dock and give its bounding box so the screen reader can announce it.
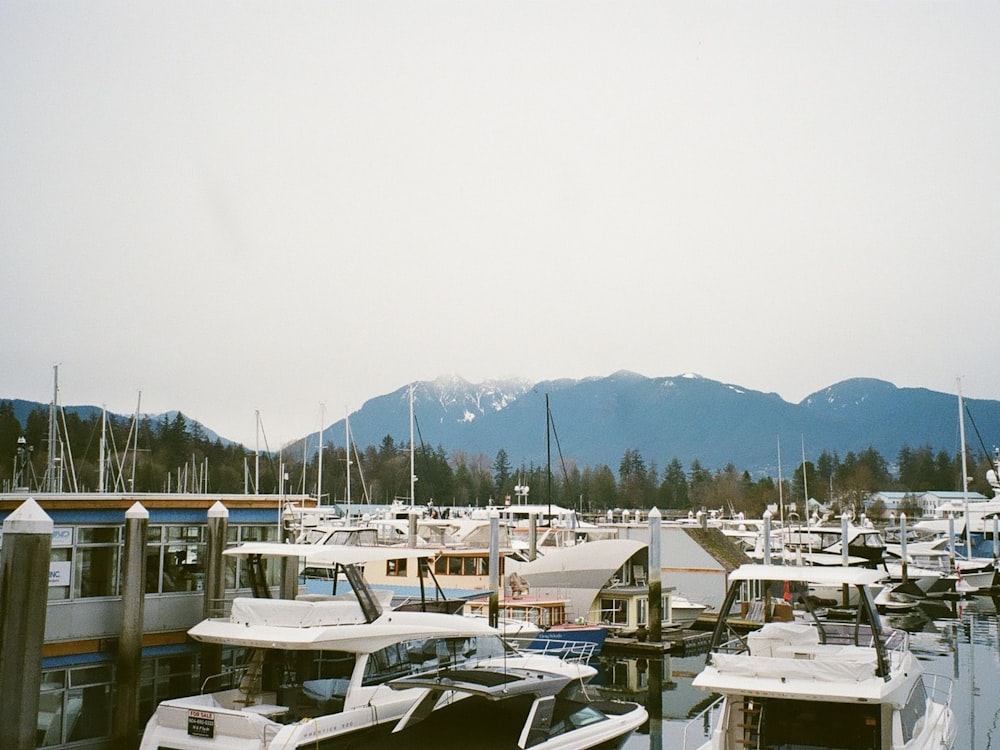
[603,628,712,655]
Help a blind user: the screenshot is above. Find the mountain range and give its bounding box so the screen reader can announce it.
[9,373,1000,477]
[296,373,1000,477]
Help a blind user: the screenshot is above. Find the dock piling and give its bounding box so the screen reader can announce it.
[0,498,53,750]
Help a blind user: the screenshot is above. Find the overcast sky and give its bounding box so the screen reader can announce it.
[2,1,999,448]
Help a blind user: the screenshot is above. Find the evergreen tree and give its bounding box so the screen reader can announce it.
[493,448,512,495]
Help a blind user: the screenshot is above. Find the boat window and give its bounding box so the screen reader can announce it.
[548,703,607,737]
[900,678,928,743]
[362,635,508,686]
[759,697,880,749]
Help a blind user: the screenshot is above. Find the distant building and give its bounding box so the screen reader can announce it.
[868,490,989,517]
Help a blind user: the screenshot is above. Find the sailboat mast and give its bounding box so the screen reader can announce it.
[777,436,784,529]
[958,378,971,560]
[317,403,325,503]
[409,384,416,506]
[546,393,552,525]
[130,391,141,492]
[801,435,808,515]
[45,364,59,492]
[345,409,352,515]
[99,407,107,493]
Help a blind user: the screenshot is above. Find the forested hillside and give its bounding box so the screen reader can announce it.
[1,399,994,519]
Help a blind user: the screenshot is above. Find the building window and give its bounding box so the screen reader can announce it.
[48,547,72,601]
[386,558,408,577]
[36,663,113,746]
[225,524,281,590]
[146,525,206,594]
[600,597,628,625]
[138,651,199,727]
[74,526,121,598]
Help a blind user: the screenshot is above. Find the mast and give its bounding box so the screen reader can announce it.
[958,378,971,560]
[409,383,416,506]
[317,403,325,503]
[801,435,809,514]
[45,364,59,492]
[254,410,261,495]
[777,436,785,529]
[130,391,141,492]
[546,393,552,525]
[98,407,107,493]
[345,408,352,517]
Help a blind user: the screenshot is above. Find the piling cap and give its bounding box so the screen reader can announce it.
[3,498,54,535]
[126,501,149,520]
[208,500,229,518]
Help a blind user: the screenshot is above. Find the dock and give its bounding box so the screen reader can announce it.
[603,628,712,655]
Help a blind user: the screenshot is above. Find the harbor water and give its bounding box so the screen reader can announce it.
[600,593,998,750]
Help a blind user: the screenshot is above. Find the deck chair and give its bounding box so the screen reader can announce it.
[632,565,647,586]
[508,572,529,599]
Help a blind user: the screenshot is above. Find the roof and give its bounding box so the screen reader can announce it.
[224,542,435,565]
[683,527,753,571]
[729,563,885,587]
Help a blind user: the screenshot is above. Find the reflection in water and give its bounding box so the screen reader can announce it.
[597,594,1000,750]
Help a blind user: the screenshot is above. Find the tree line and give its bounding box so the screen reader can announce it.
[1,401,994,517]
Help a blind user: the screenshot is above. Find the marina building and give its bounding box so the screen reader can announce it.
[0,491,314,749]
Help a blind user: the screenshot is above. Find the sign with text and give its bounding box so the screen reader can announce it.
[187,709,215,738]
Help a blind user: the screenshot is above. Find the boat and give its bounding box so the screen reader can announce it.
[138,543,598,750]
[368,658,648,750]
[686,564,956,750]
[465,594,609,657]
[670,594,710,628]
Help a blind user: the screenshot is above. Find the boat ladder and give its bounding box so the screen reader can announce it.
[733,697,762,749]
[234,649,266,707]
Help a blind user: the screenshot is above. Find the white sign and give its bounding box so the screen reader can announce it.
[49,561,72,587]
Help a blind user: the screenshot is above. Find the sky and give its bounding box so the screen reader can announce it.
[2,1,999,448]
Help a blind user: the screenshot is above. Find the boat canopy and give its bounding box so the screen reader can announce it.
[514,539,646,577]
[729,564,884,587]
[223,542,435,566]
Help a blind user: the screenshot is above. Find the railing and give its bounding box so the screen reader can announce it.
[678,695,724,750]
[923,671,954,708]
[519,639,597,664]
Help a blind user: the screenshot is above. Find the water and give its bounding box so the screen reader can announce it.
[594,593,1000,750]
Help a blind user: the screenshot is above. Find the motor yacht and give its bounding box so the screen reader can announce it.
[686,564,955,750]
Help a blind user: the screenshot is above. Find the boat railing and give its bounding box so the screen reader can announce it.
[923,671,954,708]
[818,622,910,655]
[678,695,724,750]
[199,664,246,694]
[519,639,597,664]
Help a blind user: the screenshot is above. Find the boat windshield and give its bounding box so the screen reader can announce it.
[363,634,512,686]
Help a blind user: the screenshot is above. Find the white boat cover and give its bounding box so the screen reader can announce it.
[709,649,877,683]
[230,595,389,628]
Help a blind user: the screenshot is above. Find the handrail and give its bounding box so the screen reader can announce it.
[518,639,597,664]
[679,695,724,750]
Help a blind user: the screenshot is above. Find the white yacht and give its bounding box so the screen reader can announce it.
[138,544,597,750]
[378,659,648,749]
[687,564,955,750]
